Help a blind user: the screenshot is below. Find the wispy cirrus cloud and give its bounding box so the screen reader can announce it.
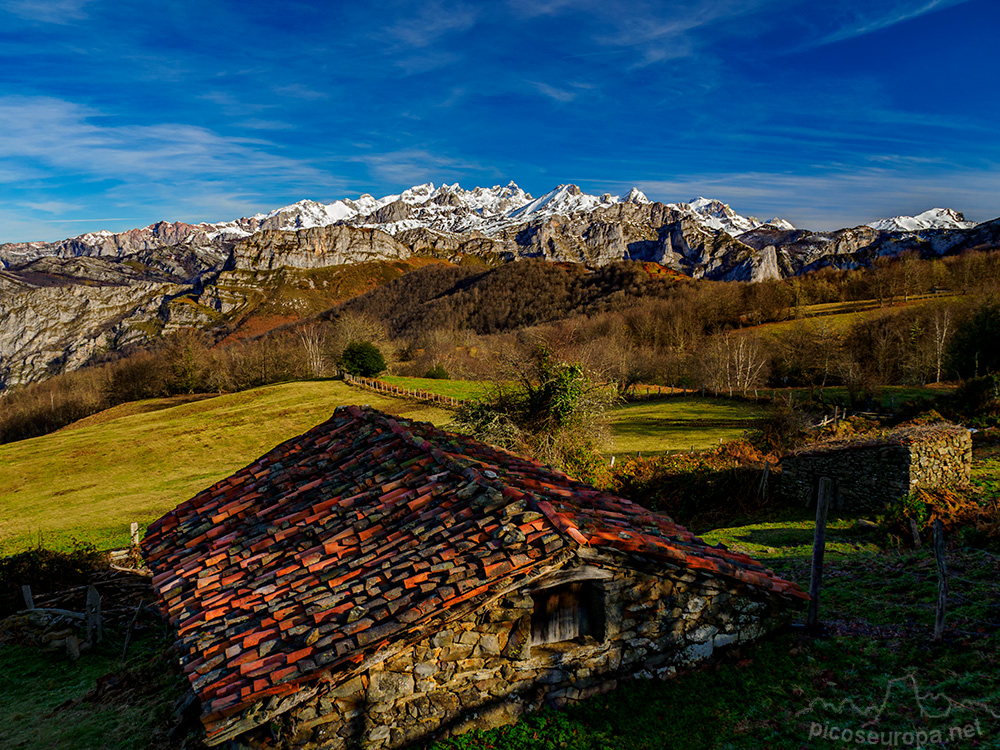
[22,200,83,214]
[0,95,350,240]
[528,81,581,103]
[804,0,975,47]
[3,0,91,23]
[354,147,496,186]
[0,96,326,183]
[383,1,480,48]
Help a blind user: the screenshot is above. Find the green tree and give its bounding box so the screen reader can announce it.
[451,346,616,482]
[339,341,386,377]
[948,300,1000,379]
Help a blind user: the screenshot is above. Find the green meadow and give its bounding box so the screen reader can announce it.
[0,380,451,554]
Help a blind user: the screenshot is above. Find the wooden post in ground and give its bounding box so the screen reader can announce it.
[759,460,770,499]
[933,519,948,642]
[807,477,833,634]
[130,522,140,548]
[21,585,34,610]
[86,585,102,644]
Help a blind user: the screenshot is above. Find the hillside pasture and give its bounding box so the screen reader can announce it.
[0,381,451,555]
[608,397,766,456]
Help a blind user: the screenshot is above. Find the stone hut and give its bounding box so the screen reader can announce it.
[143,406,806,749]
[781,423,972,512]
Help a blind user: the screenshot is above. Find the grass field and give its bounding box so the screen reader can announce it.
[1,380,771,553]
[2,379,997,749]
[0,380,451,555]
[766,383,956,410]
[379,375,488,401]
[608,397,765,455]
[754,293,962,337]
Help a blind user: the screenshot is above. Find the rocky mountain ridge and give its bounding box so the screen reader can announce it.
[1,181,996,391]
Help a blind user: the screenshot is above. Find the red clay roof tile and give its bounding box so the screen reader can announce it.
[143,405,806,744]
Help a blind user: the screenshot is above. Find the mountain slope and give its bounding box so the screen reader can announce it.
[1,181,997,392]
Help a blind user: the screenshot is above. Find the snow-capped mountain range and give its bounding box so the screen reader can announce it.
[215,182,798,240]
[866,207,976,233]
[2,181,981,269]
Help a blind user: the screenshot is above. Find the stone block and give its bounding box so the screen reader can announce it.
[685,596,707,614]
[327,675,365,699]
[689,624,718,642]
[368,670,415,703]
[430,630,454,649]
[479,634,501,655]
[368,725,391,742]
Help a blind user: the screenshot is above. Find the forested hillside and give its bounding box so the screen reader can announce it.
[3,248,1000,445]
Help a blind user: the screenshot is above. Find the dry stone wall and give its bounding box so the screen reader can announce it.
[781,424,971,511]
[242,561,790,750]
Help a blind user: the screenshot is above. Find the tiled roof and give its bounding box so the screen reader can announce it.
[142,405,806,743]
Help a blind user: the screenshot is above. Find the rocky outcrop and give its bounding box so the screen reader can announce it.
[0,276,182,388]
[2,187,998,392]
[230,225,411,271]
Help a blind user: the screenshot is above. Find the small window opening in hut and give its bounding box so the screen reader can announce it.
[530,581,605,647]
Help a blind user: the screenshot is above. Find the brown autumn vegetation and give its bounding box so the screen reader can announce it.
[3,248,1000,446]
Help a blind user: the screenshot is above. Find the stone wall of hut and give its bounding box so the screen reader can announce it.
[256,563,789,750]
[781,425,971,512]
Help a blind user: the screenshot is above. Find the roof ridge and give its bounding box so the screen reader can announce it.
[341,405,588,547]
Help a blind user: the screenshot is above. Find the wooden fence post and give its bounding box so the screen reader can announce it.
[21,584,34,610]
[807,477,833,634]
[86,585,102,644]
[758,460,770,499]
[933,519,948,642]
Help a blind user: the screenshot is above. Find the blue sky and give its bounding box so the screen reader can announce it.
[1,0,997,242]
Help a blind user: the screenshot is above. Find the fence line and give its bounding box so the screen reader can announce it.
[342,372,466,408]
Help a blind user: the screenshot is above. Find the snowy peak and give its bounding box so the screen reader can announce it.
[1,181,799,264]
[509,184,597,219]
[623,187,650,204]
[867,208,977,233]
[678,197,794,236]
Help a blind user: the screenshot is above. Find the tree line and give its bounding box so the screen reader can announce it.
[3,248,1000,445]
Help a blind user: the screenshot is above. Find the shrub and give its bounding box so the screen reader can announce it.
[0,541,109,617]
[424,364,449,380]
[450,346,616,482]
[608,440,777,528]
[339,341,386,377]
[877,487,1000,548]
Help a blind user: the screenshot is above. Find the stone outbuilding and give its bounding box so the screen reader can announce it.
[781,423,972,511]
[143,406,806,749]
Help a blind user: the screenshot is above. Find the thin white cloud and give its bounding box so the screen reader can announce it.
[528,81,579,103]
[384,2,480,49]
[235,119,297,131]
[807,0,974,47]
[4,0,90,23]
[0,96,325,182]
[355,148,493,186]
[22,201,82,214]
[272,84,330,101]
[0,96,352,242]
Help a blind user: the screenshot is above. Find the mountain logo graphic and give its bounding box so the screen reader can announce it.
[797,674,1000,724]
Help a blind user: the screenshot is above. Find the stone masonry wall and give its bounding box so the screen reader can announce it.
[257,562,789,750]
[781,426,971,512]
